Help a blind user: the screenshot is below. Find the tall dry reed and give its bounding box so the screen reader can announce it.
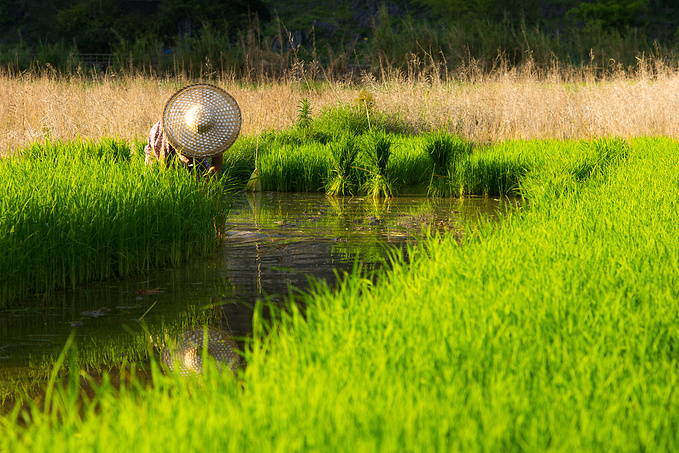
[2,60,679,155]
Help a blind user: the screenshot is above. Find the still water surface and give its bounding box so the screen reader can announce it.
[0,193,517,377]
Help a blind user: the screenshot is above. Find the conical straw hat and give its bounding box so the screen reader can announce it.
[162,83,242,159]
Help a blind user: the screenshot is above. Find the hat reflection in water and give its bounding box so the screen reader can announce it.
[144,83,242,177]
[158,326,240,378]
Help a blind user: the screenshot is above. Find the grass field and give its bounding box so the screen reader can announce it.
[0,139,231,306]
[2,66,679,450]
[1,122,634,307]
[1,134,678,451]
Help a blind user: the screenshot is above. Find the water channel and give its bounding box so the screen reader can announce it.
[0,193,517,385]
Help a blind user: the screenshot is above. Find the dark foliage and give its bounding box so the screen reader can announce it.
[1,1,679,77]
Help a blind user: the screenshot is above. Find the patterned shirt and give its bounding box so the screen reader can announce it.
[144,120,209,170]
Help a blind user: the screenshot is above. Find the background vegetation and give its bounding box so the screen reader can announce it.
[2,1,679,78]
[4,64,679,156]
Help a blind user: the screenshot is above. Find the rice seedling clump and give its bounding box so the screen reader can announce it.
[0,139,231,307]
[424,131,473,197]
[325,134,360,197]
[360,131,395,198]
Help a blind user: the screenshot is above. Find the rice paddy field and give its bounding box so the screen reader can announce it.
[0,139,232,305]
[2,68,679,451]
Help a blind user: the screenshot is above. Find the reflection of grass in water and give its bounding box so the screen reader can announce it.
[6,300,241,408]
[0,296,220,400]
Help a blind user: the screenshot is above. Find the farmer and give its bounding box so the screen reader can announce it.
[144,83,241,177]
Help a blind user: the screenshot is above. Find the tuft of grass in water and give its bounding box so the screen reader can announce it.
[233,104,637,199]
[360,131,395,198]
[239,121,638,198]
[450,139,538,197]
[424,131,472,197]
[325,134,360,197]
[257,142,331,192]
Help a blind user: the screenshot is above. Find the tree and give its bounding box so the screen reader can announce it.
[567,0,649,31]
[421,0,544,24]
[156,0,270,41]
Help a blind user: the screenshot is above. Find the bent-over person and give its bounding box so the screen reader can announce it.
[144,83,241,178]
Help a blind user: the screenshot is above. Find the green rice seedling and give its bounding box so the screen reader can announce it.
[257,121,333,149]
[130,136,147,156]
[251,131,434,196]
[308,102,410,138]
[251,103,412,158]
[424,131,473,197]
[20,137,133,163]
[572,137,631,182]
[256,101,374,152]
[4,139,679,450]
[221,135,261,185]
[238,115,633,200]
[518,137,631,207]
[311,105,372,138]
[384,135,433,194]
[257,142,331,192]
[325,134,360,197]
[451,140,538,196]
[360,131,395,198]
[0,139,232,307]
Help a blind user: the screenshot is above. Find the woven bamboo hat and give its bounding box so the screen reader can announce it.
[162,83,242,159]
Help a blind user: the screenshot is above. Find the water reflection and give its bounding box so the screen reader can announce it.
[0,193,517,376]
[156,326,240,377]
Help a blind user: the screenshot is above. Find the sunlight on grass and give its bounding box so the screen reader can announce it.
[0,139,231,307]
[2,137,679,451]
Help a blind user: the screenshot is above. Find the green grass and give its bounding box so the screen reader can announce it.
[232,106,639,200]
[0,139,232,307]
[2,136,679,451]
[361,131,395,198]
[325,134,361,196]
[257,141,331,192]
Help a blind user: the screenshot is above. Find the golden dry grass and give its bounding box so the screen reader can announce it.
[2,65,679,155]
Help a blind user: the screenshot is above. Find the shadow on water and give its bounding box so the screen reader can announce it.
[0,192,518,387]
